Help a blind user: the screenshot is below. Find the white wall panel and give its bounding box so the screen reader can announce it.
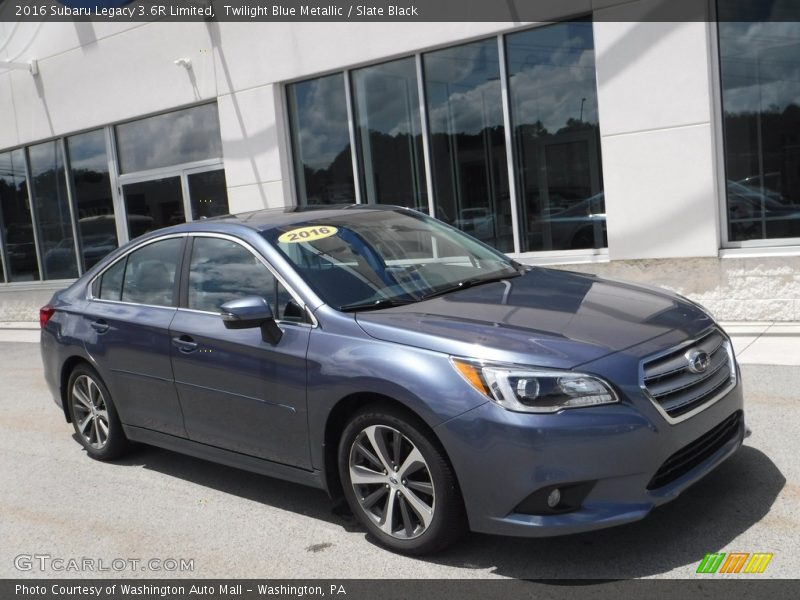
[593,20,712,135]
[218,84,282,189]
[0,72,17,149]
[1,21,146,65]
[593,18,719,259]
[226,180,285,214]
[5,22,217,144]
[601,123,719,259]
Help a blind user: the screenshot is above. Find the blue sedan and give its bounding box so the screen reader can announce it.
[40,205,744,554]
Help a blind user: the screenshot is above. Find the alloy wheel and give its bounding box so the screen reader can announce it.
[348,424,435,540]
[71,374,110,450]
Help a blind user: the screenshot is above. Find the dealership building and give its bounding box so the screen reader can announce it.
[0,1,799,321]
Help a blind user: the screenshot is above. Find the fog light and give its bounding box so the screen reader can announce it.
[547,488,561,508]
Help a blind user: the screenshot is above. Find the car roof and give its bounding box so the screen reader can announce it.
[165,204,403,234]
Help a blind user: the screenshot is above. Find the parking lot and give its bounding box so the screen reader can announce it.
[1,340,798,579]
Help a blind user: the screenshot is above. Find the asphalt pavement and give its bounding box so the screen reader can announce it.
[1,340,797,579]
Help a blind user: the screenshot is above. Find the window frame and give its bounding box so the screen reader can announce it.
[86,233,187,310]
[280,17,610,263]
[710,10,800,251]
[87,232,315,326]
[65,128,121,273]
[26,138,81,281]
[0,147,43,283]
[117,160,226,238]
[177,233,316,327]
[0,101,229,287]
[113,103,224,176]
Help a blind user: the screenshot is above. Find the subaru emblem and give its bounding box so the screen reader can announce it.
[685,349,711,374]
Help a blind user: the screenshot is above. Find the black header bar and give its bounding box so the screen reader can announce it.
[1,0,799,23]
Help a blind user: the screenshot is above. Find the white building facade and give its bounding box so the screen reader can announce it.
[1,2,799,321]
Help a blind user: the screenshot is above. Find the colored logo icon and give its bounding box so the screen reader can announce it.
[696,552,773,574]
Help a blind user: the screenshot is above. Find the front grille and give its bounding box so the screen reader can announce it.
[647,410,743,490]
[642,328,735,421]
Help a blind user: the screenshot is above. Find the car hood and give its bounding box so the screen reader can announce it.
[355,268,713,369]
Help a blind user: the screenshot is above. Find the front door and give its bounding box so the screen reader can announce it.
[169,235,312,468]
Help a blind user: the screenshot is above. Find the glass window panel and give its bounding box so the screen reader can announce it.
[115,104,223,174]
[122,177,185,239]
[266,209,516,311]
[352,57,428,211]
[67,129,119,270]
[99,257,126,301]
[121,237,182,307]
[506,20,606,252]
[718,9,800,242]
[28,141,79,279]
[287,74,356,205]
[423,39,512,252]
[0,149,40,282]
[188,237,276,313]
[188,169,229,219]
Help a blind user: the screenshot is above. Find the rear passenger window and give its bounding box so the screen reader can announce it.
[188,237,304,321]
[121,238,182,307]
[98,258,126,301]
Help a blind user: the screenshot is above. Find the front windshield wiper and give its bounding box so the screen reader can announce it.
[417,270,523,301]
[340,267,525,311]
[339,297,418,312]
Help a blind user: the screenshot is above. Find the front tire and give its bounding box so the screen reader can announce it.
[338,404,465,555]
[67,364,130,461]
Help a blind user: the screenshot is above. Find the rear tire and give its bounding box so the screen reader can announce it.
[67,364,130,461]
[338,404,466,555]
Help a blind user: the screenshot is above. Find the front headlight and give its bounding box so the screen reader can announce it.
[451,357,618,414]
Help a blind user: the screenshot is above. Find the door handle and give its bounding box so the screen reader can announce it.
[171,335,199,353]
[90,319,109,334]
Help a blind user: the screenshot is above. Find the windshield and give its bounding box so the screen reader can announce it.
[263,208,519,311]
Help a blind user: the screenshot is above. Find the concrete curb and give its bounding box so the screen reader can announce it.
[0,322,39,330]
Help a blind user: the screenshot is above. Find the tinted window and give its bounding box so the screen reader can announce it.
[188,238,290,318]
[352,57,428,211]
[423,40,512,251]
[121,238,182,306]
[122,177,185,238]
[287,74,356,205]
[28,141,79,279]
[67,129,119,269]
[115,104,223,174]
[266,209,517,311]
[188,169,229,219]
[0,149,40,282]
[718,8,800,242]
[98,258,126,301]
[506,20,606,251]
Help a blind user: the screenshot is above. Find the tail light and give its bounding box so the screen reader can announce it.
[39,305,55,329]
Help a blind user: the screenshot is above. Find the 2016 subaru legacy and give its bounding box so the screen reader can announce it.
[40,206,745,554]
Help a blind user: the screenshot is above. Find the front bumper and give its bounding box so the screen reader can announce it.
[435,379,744,537]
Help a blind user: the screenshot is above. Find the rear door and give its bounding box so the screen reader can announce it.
[83,235,187,437]
[169,234,312,468]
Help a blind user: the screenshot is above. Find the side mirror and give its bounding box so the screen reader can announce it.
[219,296,283,344]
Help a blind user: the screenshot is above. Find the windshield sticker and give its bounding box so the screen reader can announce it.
[278,226,338,244]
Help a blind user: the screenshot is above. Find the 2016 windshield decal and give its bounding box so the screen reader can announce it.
[278,226,339,244]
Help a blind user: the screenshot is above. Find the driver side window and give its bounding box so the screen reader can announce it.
[187,237,305,322]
